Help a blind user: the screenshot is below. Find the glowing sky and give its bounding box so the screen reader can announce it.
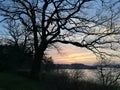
[47,43,97,65]
[0,0,119,65]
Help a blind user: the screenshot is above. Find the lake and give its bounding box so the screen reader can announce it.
[54,68,120,84]
[54,69,97,80]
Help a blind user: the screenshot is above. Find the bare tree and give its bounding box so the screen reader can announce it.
[4,19,34,53]
[69,70,84,81]
[95,59,120,87]
[0,0,120,78]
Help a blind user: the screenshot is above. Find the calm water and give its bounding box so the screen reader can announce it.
[54,69,97,80]
[53,68,120,86]
[55,68,120,83]
[81,69,97,80]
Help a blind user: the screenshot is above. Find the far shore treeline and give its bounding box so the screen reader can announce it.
[53,63,120,69]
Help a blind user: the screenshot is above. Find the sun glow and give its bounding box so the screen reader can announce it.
[47,44,97,65]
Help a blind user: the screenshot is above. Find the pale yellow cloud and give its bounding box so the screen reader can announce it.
[47,43,97,65]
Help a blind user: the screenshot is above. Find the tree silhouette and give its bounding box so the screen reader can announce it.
[95,59,120,86]
[0,45,33,72]
[0,0,120,78]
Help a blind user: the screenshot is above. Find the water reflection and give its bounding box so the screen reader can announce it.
[54,69,97,80]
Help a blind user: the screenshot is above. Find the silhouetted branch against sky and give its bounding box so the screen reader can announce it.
[0,0,120,65]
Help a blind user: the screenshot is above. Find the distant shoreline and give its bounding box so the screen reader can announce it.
[53,63,120,69]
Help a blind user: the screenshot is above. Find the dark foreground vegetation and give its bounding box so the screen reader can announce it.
[0,71,119,90]
[0,73,46,90]
[40,71,120,90]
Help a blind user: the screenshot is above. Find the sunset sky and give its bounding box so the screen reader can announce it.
[0,0,120,66]
[47,43,97,65]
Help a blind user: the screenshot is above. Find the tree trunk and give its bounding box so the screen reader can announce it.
[30,41,47,79]
[30,50,43,79]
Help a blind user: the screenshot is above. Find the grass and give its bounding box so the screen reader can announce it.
[0,73,46,90]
